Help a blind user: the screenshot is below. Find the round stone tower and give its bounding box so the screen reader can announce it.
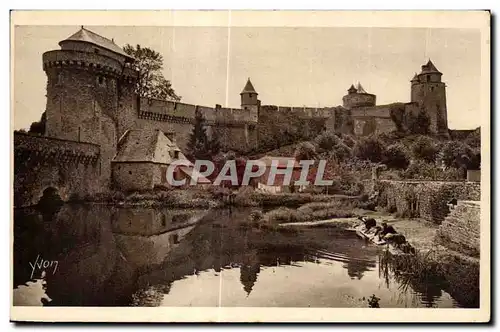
[410,59,448,135]
[42,26,137,188]
[342,82,376,109]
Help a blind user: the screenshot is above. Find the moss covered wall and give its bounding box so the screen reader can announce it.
[376,180,480,223]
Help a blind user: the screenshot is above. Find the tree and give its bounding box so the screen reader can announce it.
[187,110,210,160]
[440,141,477,178]
[411,136,438,163]
[208,129,222,156]
[313,131,352,161]
[383,143,410,169]
[29,111,46,135]
[407,109,431,135]
[465,128,481,148]
[314,131,341,153]
[353,136,385,163]
[123,44,181,101]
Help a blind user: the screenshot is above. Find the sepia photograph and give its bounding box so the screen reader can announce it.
[10,10,490,323]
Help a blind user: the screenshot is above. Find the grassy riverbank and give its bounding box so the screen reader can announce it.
[68,187,370,210]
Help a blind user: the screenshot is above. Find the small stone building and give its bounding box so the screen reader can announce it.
[111,129,210,191]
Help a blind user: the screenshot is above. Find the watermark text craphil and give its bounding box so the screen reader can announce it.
[29,255,58,279]
[165,159,334,187]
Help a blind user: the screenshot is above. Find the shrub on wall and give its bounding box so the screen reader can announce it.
[383,143,410,169]
[353,135,385,163]
[411,135,439,163]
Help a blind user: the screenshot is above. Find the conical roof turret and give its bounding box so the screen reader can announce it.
[241,78,257,95]
[420,59,441,74]
[356,82,368,94]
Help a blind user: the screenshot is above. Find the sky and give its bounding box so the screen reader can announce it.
[13,25,481,130]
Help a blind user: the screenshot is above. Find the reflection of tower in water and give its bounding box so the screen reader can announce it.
[239,251,261,296]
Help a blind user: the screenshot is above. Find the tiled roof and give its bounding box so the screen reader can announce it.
[420,59,441,74]
[113,129,190,164]
[60,27,133,59]
[241,78,257,94]
[356,82,368,94]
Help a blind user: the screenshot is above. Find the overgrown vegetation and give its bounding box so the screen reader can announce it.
[250,200,358,228]
[376,248,481,308]
[123,44,181,101]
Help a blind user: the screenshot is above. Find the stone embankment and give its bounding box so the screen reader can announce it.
[436,200,480,257]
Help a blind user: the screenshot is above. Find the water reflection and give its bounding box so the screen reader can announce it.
[13,204,206,306]
[13,205,468,308]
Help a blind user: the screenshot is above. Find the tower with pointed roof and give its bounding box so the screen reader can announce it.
[342,82,376,109]
[410,59,448,135]
[42,26,138,187]
[240,78,260,122]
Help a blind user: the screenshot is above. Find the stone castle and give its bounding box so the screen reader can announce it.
[14,27,449,206]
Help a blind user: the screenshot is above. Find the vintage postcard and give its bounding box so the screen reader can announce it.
[10,10,490,323]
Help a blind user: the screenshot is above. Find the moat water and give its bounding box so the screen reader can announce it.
[13,204,474,308]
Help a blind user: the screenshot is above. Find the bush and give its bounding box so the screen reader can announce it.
[314,131,341,152]
[465,128,481,148]
[383,143,410,169]
[233,186,258,206]
[332,142,352,162]
[312,131,352,162]
[401,160,464,181]
[339,133,357,148]
[440,141,476,169]
[294,142,317,161]
[411,136,439,163]
[353,136,385,163]
[265,207,306,224]
[249,209,263,222]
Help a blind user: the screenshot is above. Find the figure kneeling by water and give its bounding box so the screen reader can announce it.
[355,217,415,254]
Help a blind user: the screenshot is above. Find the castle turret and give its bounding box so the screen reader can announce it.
[347,84,357,94]
[342,82,376,109]
[411,73,419,85]
[42,26,138,188]
[410,59,448,135]
[240,78,259,122]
